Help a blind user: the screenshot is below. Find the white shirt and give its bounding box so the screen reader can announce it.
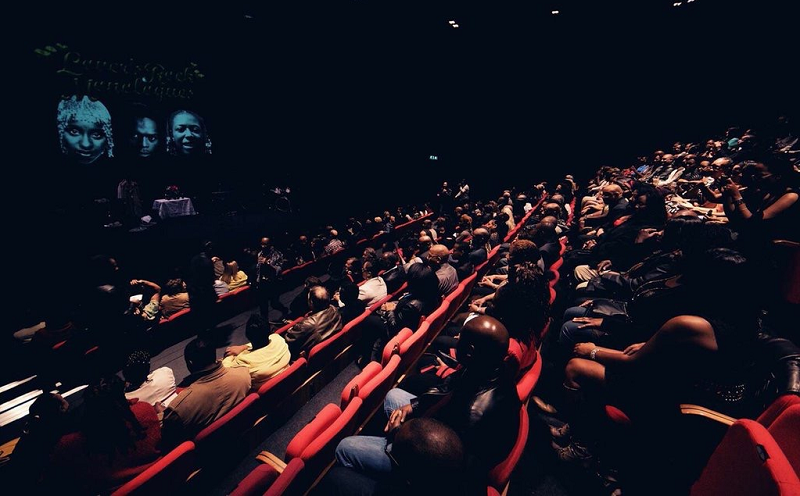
[125,366,177,406]
[358,277,388,306]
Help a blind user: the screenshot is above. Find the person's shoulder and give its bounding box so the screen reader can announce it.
[660,315,714,337]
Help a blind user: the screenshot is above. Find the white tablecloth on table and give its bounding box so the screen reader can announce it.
[152,198,197,219]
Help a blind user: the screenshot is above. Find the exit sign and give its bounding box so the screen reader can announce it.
[429,155,438,160]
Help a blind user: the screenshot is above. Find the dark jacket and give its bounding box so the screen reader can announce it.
[410,368,521,477]
[285,305,343,358]
[382,294,432,337]
[381,265,406,294]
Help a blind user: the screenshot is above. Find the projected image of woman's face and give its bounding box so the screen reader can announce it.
[131,117,160,158]
[171,111,203,155]
[64,117,108,164]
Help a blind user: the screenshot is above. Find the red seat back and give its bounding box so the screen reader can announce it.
[757,394,800,429]
[341,361,382,409]
[766,404,800,475]
[424,302,450,338]
[358,355,401,423]
[264,458,305,496]
[488,406,529,493]
[286,403,342,461]
[294,398,363,495]
[229,463,280,496]
[110,441,196,496]
[256,358,308,410]
[691,419,800,496]
[382,328,413,366]
[398,325,430,373]
[515,350,542,403]
[194,393,260,452]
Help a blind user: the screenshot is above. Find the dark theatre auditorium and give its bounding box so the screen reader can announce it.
[2,1,799,495]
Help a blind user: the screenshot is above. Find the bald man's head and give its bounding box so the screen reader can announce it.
[457,315,509,369]
[601,184,623,205]
[308,285,330,312]
[392,418,465,492]
[472,228,490,245]
[427,244,450,267]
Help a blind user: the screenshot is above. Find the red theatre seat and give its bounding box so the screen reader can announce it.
[690,419,800,496]
[340,361,382,409]
[488,405,529,495]
[110,441,196,496]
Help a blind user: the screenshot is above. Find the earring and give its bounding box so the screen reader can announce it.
[165,136,174,155]
[205,137,212,155]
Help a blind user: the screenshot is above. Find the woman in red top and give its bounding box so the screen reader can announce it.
[44,375,161,494]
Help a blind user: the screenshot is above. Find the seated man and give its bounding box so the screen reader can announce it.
[223,314,291,390]
[319,418,468,496]
[358,260,388,306]
[284,286,344,358]
[335,316,520,486]
[161,338,251,448]
[427,244,459,296]
[448,241,475,280]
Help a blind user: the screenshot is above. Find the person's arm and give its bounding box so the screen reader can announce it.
[725,181,798,222]
[132,279,161,302]
[225,343,252,357]
[573,315,716,367]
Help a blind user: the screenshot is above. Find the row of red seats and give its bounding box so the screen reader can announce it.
[227,197,551,495]
[114,194,547,495]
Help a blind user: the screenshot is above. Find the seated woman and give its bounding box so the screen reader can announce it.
[43,375,161,494]
[721,155,798,243]
[379,263,439,337]
[159,278,190,319]
[221,260,248,291]
[551,248,760,490]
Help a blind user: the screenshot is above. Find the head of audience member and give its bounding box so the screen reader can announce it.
[344,257,361,279]
[245,313,273,350]
[123,350,152,391]
[489,262,549,344]
[601,184,624,207]
[418,235,433,253]
[543,203,562,218]
[303,276,322,290]
[531,222,558,246]
[361,259,378,281]
[457,315,509,374]
[451,241,470,262]
[472,228,490,247]
[405,263,439,304]
[711,157,733,171]
[629,183,667,226]
[389,418,466,495]
[507,239,540,267]
[458,214,472,231]
[381,251,400,271]
[222,261,241,283]
[740,155,797,190]
[308,285,331,312]
[260,237,272,251]
[362,247,378,266]
[164,278,187,296]
[338,282,361,308]
[184,337,217,374]
[426,244,450,269]
[550,194,565,206]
